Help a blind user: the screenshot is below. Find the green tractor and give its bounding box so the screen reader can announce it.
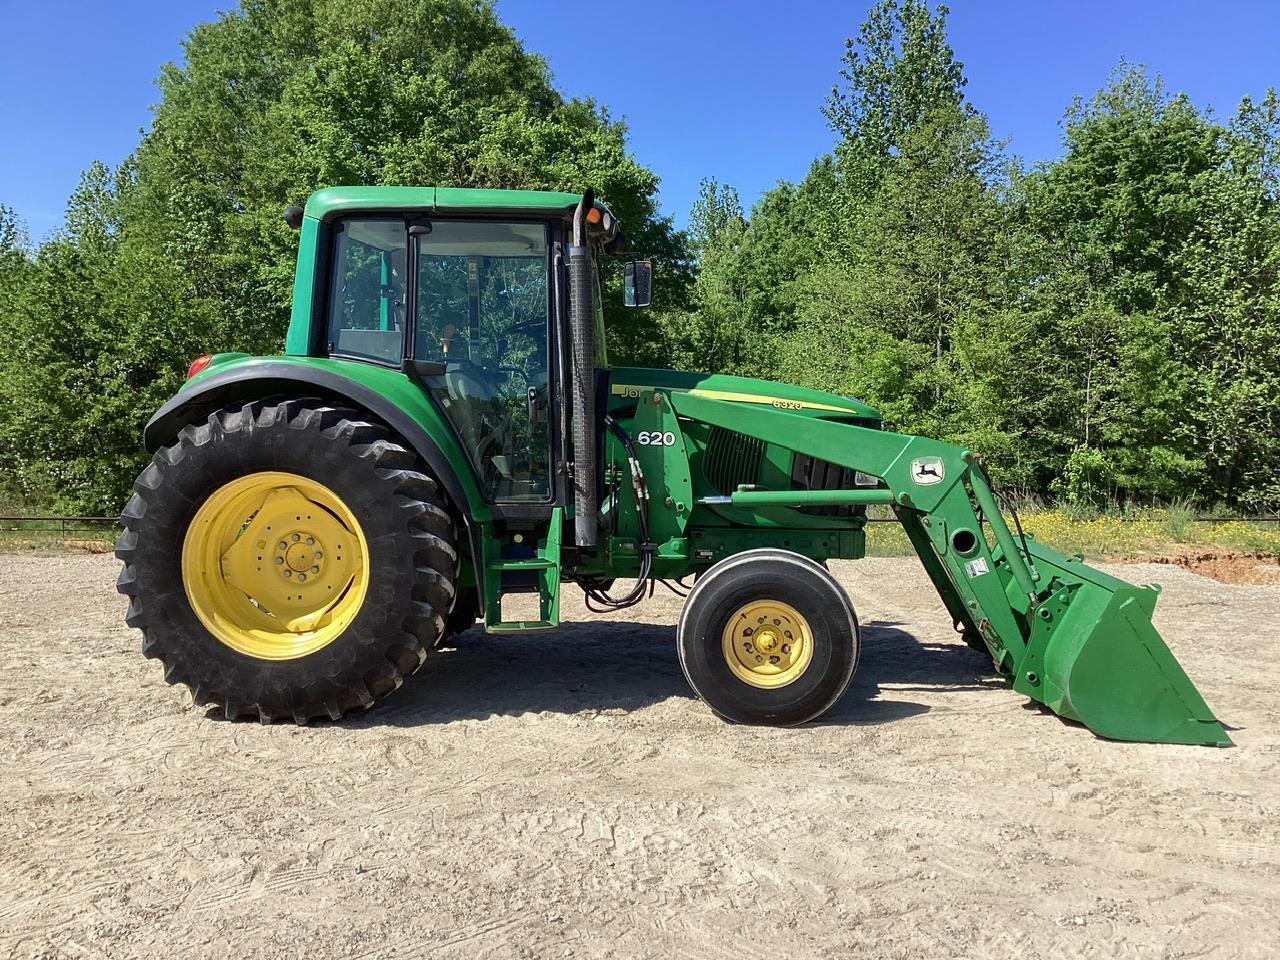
[116,186,1228,744]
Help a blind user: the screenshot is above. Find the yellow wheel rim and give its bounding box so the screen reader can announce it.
[721,599,814,688]
[181,471,369,660]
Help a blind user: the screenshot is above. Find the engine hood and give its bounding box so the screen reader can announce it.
[607,367,881,422]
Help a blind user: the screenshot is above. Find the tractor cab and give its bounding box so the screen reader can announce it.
[288,186,637,512]
[327,215,554,503]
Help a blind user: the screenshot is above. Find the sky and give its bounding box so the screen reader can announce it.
[2,0,1279,241]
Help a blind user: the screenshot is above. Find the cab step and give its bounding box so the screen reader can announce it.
[485,620,559,634]
[486,557,557,571]
[481,508,563,634]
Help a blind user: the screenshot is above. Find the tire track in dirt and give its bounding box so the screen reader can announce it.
[2,554,1278,959]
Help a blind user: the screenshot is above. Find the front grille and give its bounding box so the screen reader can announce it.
[791,453,865,518]
[705,427,765,495]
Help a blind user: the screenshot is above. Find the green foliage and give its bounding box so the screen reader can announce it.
[676,6,1280,513]
[0,164,195,512]
[0,203,29,279]
[659,178,749,372]
[0,0,686,512]
[3,0,1279,515]
[1006,64,1276,507]
[824,0,967,199]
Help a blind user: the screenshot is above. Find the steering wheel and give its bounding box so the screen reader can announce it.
[507,318,545,337]
[444,356,502,406]
[496,365,531,392]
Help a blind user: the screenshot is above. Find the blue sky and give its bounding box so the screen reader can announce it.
[2,0,1278,241]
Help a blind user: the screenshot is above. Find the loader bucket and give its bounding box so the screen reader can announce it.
[1008,539,1231,746]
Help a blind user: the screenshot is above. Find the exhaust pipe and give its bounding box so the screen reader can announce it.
[569,190,598,547]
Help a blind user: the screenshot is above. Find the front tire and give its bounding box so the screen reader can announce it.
[115,398,458,723]
[677,549,859,725]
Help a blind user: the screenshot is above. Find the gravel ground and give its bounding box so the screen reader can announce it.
[0,553,1276,959]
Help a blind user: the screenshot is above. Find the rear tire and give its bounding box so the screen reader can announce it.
[677,549,859,726]
[437,586,481,648]
[115,398,458,723]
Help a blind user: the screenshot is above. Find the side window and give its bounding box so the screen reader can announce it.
[327,219,408,364]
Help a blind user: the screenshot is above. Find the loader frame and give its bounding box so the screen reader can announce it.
[660,390,1230,746]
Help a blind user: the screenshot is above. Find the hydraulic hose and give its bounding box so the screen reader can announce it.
[579,415,653,610]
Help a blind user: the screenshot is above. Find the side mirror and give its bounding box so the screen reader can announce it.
[623,260,652,308]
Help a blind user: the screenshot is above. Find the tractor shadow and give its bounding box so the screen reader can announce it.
[821,620,1005,726]
[357,617,998,728]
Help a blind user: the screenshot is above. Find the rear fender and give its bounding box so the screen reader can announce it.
[143,358,488,595]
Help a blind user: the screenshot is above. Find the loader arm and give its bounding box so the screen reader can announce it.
[670,390,1230,746]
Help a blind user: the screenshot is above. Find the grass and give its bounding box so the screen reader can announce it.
[0,518,118,554]
[864,506,1280,560]
[2,509,1278,565]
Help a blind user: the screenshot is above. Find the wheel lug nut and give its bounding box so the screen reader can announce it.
[782,644,791,654]
[314,551,323,560]
[278,541,287,550]
[275,557,284,565]
[306,537,314,545]
[283,569,292,577]
[291,533,300,542]
[310,566,320,574]
[297,573,307,582]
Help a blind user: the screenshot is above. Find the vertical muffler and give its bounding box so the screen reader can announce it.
[569,190,598,547]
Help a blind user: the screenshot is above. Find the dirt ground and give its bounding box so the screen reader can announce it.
[0,553,1276,960]
[1144,547,1280,586]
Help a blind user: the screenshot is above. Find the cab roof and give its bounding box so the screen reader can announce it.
[304,186,610,221]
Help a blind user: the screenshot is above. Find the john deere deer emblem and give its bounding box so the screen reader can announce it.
[910,456,944,485]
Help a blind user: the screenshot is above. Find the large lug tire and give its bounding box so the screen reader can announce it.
[677,548,859,726]
[437,586,481,648]
[115,398,458,724]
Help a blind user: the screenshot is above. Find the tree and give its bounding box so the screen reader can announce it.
[1168,90,1280,508]
[783,102,1011,445]
[775,1,1013,455]
[0,204,33,506]
[124,0,684,360]
[0,204,29,282]
[824,0,967,200]
[0,0,686,511]
[660,178,749,372]
[1016,66,1231,505]
[0,165,175,511]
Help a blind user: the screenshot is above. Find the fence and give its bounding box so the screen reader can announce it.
[0,516,121,542]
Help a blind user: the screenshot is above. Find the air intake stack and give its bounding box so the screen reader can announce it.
[569,190,598,547]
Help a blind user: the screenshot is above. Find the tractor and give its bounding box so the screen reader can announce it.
[116,186,1229,744]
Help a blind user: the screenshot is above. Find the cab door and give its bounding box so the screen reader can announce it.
[409,218,558,507]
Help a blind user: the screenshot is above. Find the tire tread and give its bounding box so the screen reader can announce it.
[115,397,458,724]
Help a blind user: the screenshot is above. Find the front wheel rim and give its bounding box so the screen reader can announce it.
[181,471,369,660]
[720,598,814,688]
